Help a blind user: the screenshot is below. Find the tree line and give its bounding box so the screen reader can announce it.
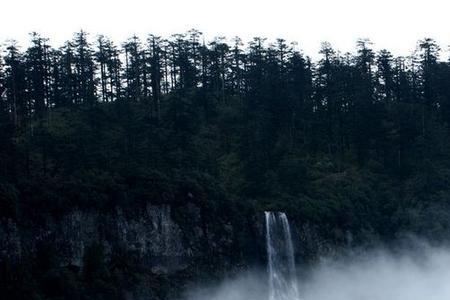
[1,32,450,175]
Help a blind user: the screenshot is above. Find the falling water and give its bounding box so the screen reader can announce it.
[265,211,300,300]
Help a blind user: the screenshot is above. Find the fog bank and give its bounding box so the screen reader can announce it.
[186,244,450,300]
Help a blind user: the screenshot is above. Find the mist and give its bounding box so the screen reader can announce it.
[185,243,450,300]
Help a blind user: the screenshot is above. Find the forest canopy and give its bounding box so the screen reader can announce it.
[1,31,450,238]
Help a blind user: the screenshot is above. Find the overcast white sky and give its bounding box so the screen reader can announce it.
[1,0,450,57]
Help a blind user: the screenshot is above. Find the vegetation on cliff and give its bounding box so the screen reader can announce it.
[2,32,450,299]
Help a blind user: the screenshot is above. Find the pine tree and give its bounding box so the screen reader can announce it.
[25,32,51,116]
[72,31,97,105]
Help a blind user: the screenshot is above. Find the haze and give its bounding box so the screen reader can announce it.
[2,0,450,56]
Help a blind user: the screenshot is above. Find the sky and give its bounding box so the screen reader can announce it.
[1,0,450,57]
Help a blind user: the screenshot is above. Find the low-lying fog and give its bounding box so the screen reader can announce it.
[186,243,450,300]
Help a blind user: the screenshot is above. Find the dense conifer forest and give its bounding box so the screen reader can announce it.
[2,31,450,299]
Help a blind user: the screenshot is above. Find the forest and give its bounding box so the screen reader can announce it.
[2,30,450,299]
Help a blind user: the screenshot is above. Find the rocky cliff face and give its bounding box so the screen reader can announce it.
[0,203,208,274]
[0,201,264,276]
[0,204,339,280]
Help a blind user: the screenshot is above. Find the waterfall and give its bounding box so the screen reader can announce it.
[265,211,300,300]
